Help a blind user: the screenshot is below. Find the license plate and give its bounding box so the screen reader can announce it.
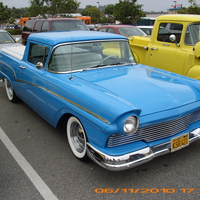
[171,133,189,152]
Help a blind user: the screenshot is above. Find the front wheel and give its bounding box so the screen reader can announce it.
[67,116,88,161]
[4,78,19,103]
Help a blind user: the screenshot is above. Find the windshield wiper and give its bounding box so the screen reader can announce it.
[81,62,132,72]
[81,64,107,72]
[111,62,126,65]
[91,64,108,68]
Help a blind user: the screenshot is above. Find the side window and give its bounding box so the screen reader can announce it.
[107,28,116,34]
[157,23,183,43]
[98,28,107,32]
[28,43,49,65]
[33,21,42,32]
[41,21,49,32]
[185,24,200,45]
[23,20,35,31]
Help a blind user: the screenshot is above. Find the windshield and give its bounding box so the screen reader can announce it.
[48,40,135,73]
[185,23,200,45]
[118,27,146,36]
[0,32,15,43]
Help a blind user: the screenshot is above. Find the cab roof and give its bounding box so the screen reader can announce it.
[157,14,200,22]
[28,31,127,46]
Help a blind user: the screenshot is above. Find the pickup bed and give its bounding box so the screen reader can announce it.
[129,14,200,80]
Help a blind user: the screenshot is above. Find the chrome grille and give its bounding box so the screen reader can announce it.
[107,109,200,147]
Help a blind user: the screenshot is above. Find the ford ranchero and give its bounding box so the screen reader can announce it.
[0,31,200,171]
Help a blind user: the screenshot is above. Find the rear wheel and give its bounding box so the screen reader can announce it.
[66,116,89,161]
[4,78,19,103]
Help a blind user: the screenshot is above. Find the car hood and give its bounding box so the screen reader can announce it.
[74,64,200,116]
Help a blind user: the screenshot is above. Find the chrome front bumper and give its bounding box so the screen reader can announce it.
[87,128,200,171]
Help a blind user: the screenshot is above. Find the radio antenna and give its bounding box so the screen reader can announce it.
[69,37,73,80]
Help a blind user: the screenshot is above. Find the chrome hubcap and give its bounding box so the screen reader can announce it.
[5,79,13,99]
[70,122,85,153]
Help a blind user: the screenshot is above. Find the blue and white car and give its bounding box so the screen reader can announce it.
[0,31,200,171]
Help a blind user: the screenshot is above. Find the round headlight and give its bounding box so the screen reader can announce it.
[123,116,139,135]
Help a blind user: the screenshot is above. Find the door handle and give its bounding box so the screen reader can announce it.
[20,65,26,69]
[151,47,158,50]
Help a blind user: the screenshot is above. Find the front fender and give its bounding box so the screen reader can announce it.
[51,106,113,148]
[129,36,149,64]
[51,106,109,132]
[132,52,140,63]
[186,65,200,80]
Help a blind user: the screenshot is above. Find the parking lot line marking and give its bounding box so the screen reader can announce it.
[0,127,58,200]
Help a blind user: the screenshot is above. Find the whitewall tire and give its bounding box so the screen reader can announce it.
[67,116,88,161]
[4,78,19,103]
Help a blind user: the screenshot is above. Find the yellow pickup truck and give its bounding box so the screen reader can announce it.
[129,14,200,80]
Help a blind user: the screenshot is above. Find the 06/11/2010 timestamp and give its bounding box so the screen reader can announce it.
[94,188,200,194]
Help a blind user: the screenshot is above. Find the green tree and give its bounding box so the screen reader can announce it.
[178,0,200,14]
[104,4,115,14]
[84,5,94,9]
[10,7,28,18]
[8,17,16,24]
[81,7,101,24]
[27,0,46,17]
[0,2,11,26]
[113,0,145,24]
[188,0,198,6]
[28,0,80,17]
[59,0,80,13]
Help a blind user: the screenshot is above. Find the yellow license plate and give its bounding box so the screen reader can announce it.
[171,133,189,152]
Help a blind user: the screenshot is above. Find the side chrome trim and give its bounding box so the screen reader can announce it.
[16,79,110,124]
[0,57,110,124]
[0,60,17,80]
[87,128,200,171]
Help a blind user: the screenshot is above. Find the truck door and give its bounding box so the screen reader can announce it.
[147,22,186,75]
[14,43,49,119]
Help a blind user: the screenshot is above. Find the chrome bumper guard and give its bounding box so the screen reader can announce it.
[87,128,200,171]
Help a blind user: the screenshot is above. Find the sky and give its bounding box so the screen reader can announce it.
[0,0,192,12]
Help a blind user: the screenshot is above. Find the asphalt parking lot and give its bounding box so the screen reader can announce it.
[1,83,200,200]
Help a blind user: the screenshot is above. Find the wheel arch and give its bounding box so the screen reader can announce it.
[56,113,73,129]
[186,65,200,80]
[53,105,109,132]
[53,107,111,148]
[57,113,88,140]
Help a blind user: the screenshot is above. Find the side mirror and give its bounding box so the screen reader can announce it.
[169,34,176,42]
[36,62,43,69]
[194,42,200,58]
[169,34,180,46]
